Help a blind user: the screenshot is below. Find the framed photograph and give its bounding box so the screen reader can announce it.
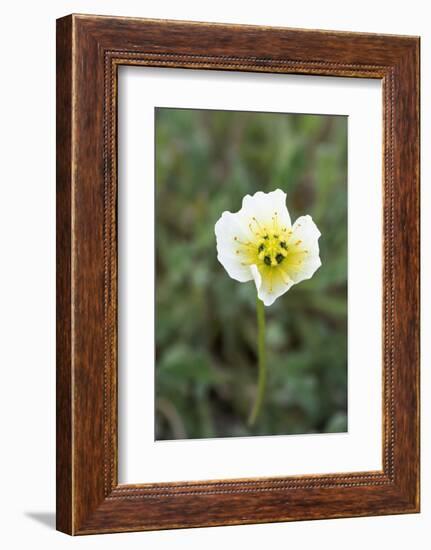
[56,14,420,535]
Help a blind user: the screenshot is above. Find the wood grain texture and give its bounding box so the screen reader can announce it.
[56,16,73,535]
[56,14,420,535]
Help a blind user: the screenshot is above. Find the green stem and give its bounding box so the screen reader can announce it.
[248,297,267,427]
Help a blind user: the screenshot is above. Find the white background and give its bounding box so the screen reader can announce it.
[119,68,382,483]
[0,1,428,549]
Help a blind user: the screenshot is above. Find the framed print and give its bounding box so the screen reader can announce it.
[56,14,420,535]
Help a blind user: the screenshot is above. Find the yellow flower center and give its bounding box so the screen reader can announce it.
[233,213,308,272]
[257,230,288,267]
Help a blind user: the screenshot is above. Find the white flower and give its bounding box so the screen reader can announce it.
[215,189,321,306]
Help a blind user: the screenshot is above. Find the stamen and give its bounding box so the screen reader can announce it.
[275,212,282,234]
[251,216,264,231]
[234,236,254,248]
[248,223,259,236]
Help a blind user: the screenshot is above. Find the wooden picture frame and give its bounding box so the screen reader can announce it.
[56,14,420,535]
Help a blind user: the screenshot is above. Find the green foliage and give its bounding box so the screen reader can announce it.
[155,107,347,440]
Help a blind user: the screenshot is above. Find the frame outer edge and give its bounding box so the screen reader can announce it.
[56,14,74,535]
[56,14,421,535]
[392,38,420,510]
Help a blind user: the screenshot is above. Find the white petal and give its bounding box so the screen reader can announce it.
[215,211,253,282]
[250,264,294,307]
[295,255,322,282]
[292,215,320,249]
[215,210,250,244]
[240,189,291,229]
[287,215,321,284]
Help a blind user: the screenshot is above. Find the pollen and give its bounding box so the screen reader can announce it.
[276,254,284,264]
[256,228,289,268]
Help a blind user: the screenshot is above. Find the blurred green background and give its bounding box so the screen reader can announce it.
[155,107,347,440]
